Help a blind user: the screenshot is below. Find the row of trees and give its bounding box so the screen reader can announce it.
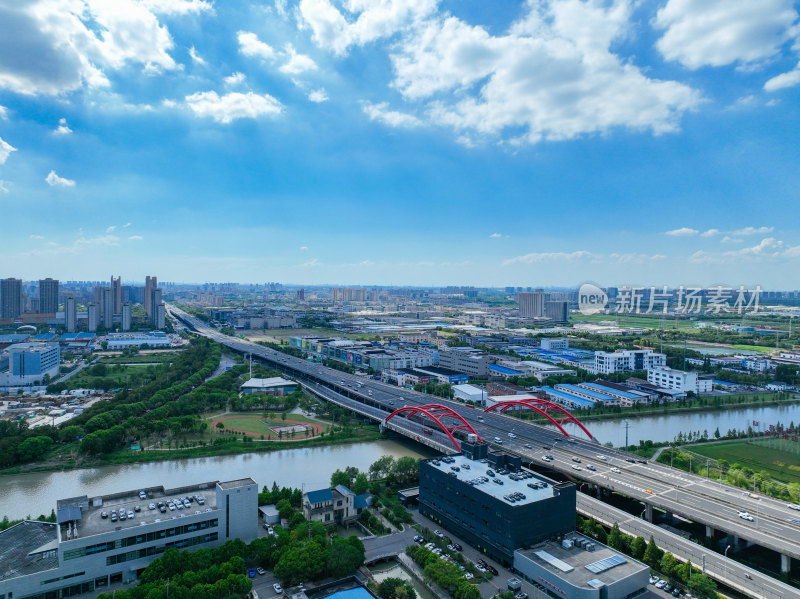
[577,517,718,598]
[406,543,480,599]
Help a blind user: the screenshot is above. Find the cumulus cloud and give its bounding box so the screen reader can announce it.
[298,0,436,56]
[139,0,215,15]
[308,88,328,102]
[0,0,181,96]
[690,237,800,263]
[362,101,421,128]
[700,228,720,237]
[128,235,143,241]
[123,222,132,227]
[299,245,309,251]
[188,46,206,65]
[185,90,282,123]
[0,180,9,193]
[730,225,774,236]
[765,63,800,91]
[489,233,505,239]
[224,72,246,86]
[279,44,317,74]
[502,251,594,265]
[300,1,699,145]
[0,105,7,119]
[54,117,72,135]
[30,234,44,240]
[45,170,76,187]
[0,137,17,164]
[654,0,798,69]
[665,227,699,236]
[106,225,116,232]
[237,31,275,60]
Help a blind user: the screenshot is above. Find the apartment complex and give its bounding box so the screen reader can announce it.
[647,366,712,394]
[590,349,666,375]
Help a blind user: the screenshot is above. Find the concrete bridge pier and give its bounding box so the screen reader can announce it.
[645,503,653,523]
[705,525,714,538]
[782,553,792,574]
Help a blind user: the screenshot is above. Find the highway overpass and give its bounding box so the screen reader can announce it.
[169,305,800,581]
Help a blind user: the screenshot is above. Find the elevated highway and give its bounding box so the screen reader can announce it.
[170,305,800,577]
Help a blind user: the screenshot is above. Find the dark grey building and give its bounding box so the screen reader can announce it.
[39,277,60,314]
[1,277,22,319]
[419,441,576,566]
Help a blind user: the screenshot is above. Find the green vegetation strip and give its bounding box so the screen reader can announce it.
[687,440,800,486]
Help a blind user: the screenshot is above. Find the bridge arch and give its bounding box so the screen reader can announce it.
[384,403,483,451]
[484,398,594,440]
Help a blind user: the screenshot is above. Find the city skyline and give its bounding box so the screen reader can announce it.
[0,1,799,286]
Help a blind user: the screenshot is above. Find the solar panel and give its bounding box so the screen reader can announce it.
[533,550,574,573]
[585,555,627,574]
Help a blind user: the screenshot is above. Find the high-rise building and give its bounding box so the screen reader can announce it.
[150,287,164,329]
[122,302,131,331]
[517,291,545,318]
[87,302,99,332]
[1,278,23,319]
[102,288,113,329]
[65,295,77,332]
[144,275,157,316]
[111,276,122,315]
[296,288,305,301]
[39,278,59,314]
[544,300,569,324]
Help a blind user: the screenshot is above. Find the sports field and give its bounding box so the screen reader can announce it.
[689,440,800,485]
[211,413,326,440]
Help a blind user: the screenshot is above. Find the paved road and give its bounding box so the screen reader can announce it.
[364,528,418,562]
[168,305,800,569]
[578,494,800,599]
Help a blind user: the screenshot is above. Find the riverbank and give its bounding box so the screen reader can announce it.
[0,425,385,477]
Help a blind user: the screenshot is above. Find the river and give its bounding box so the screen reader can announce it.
[562,403,800,447]
[0,439,431,521]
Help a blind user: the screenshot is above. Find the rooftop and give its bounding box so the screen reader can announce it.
[425,454,559,506]
[217,478,257,490]
[0,521,59,581]
[516,532,647,589]
[557,384,616,402]
[241,377,296,388]
[63,481,221,538]
[540,387,595,407]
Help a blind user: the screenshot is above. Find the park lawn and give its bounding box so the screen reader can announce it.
[61,363,162,390]
[688,440,800,485]
[571,313,695,329]
[731,344,776,353]
[103,353,180,364]
[212,412,329,439]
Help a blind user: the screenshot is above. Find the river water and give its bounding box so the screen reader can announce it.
[562,403,800,447]
[0,439,431,521]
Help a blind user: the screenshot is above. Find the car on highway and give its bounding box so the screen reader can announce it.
[611,467,621,473]
[625,458,636,463]
[541,455,552,462]
[572,465,582,471]
[508,432,517,438]
[788,503,800,511]
[572,457,581,463]
[738,510,754,521]
[596,455,607,461]
[525,443,532,449]
[586,465,596,471]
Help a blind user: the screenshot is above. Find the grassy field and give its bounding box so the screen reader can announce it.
[102,353,180,364]
[688,440,800,485]
[60,362,163,390]
[572,314,696,329]
[731,344,776,353]
[211,412,327,439]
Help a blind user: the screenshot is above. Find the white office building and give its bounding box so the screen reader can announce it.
[0,342,61,385]
[591,349,666,375]
[647,366,712,394]
[0,478,257,598]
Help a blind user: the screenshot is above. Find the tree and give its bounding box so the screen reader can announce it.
[276,499,294,521]
[642,536,663,568]
[378,578,417,599]
[353,473,369,495]
[369,455,395,481]
[331,469,350,488]
[630,536,647,560]
[16,436,54,462]
[687,573,717,598]
[59,425,84,443]
[325,537,364,577]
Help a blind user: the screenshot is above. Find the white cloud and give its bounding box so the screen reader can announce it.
[385,1,699,144]
[45,170,76,187]
[299,245,309,251]
[301,258,321,267]
[308,88,328,102]
[0,105,7,119]
[489,233,505,239]
[502,251,594,266]
[139,0,214,15]
[730,226,774,236]
[279,44,317,74]
[0,137,17,164]
[0,0,180,96]
[275,0,287,18]
[185,90,282,123]
[224,72,246,86]
[128,235,143,241]
[106,225,116,232]
[654,0,799,69]
[54,117,72,135]
[609,253,667,264]
[690,237,800,263]
[700,228,720,237]
[362,101,422,128]
[188,46,206,65]
[237,31,275,60]
[721,236,742,244]
[298,0,437,56]
[765,62,800,91]
[0,181,9,193]
[665,227,699,237]
[123,222,132,227]
[30,234,44,240]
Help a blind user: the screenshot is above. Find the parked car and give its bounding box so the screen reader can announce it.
[247,568,256,578]
[434,530,444,538]
[256,567,266,575]
[273,583,283,593]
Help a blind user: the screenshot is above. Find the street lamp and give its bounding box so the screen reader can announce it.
[724,545,731,581]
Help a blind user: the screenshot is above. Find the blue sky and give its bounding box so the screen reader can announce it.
[0,0,799,288]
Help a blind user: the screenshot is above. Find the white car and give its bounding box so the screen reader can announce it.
[611,467,621,473]
[273,583,283,594]
[597,455,607,461]
[655,580,666,589]
[738,511,754,521]
[572,464,582,471]
[508,432,517,438]
[788,503,800,511]
[434,530,444,537]
[465,573,474,580]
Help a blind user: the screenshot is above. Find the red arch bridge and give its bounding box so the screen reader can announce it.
[483,398,594,441]
[383,403,483,452]
[382,400,594,452]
